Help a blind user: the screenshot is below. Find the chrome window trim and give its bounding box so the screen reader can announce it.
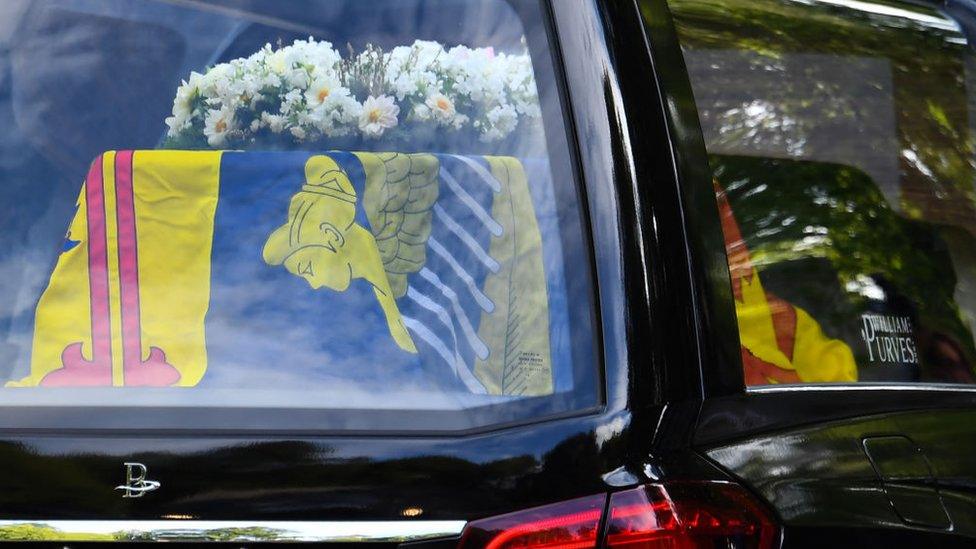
[747,383,976,394]
[0,519,466,542]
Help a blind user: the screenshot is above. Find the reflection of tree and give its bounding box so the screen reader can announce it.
[0,524,112,541]
[668,0,976,234]
[715,154,976,380]
[662,0,976,381]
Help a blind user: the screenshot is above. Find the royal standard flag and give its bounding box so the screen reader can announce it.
[13,150,558,396]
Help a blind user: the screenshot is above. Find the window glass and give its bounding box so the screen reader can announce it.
[0,0,598,429]
[669,0,976,385]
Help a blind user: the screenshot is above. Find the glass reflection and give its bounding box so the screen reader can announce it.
[0,0,599,429]
[670,0,976,384]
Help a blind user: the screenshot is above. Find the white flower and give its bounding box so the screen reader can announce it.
[284,68,310,90]
[479,103,518,142]
[234,73,266,103]
[385,45,414,74]
[264,37,341,93]
[266,49,292,75]
[198,63,234,100]
[425,93,455,120]
[164,116,185,136]
[291,74,364,137]
[358,95,399,138]
[292,37,342,70]
[280,89,305,116]
[420,93,468,129]
[444,45,500,104]
[450,113,470,130]
[305,75,344,108]
[311,92,362,137]
[410,40,446,67]
[203,106,237,147]
[164,36,542,147]
[165,72,204,136]
[411,103,431,122]
[296,109,317,131]
[261,112,288,134]
[384,40,447,101]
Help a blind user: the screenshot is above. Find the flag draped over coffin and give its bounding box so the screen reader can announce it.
[13,150,556,396]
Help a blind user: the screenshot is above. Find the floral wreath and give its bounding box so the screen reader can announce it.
[163,37,542,149]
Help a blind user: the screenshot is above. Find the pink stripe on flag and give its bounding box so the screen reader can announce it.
[114,150,142,370]
[85,154,112,369]
[112,150,180,387]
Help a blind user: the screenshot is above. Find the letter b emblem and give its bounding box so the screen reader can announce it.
[115,462,160,498]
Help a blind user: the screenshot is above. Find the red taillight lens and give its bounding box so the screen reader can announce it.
[458,494,607,549]
[605,482,777,549]
[458,482,777,549]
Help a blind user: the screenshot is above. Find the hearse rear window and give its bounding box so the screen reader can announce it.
[0,0,598,429]
[670,0,976,386]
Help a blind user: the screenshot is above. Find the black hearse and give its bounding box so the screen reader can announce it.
[1,0,976,546]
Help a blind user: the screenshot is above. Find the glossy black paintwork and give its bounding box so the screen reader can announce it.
[618,0,701,404]
[706,408,976,539]
[0,417,625,519]
[781,526,976,548]
[695,389,976,446]
[634,0,742,400]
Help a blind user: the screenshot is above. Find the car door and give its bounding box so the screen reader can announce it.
[637,0,976,544]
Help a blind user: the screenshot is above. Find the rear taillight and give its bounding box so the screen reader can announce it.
[458,493,606,549]
[604,482,778,549]
[458,482,778,549]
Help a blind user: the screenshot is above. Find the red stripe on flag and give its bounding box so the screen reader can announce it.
[41,155,114,386]
[86,154,113,370]
[114,150,142,371]
[113,150,180,387]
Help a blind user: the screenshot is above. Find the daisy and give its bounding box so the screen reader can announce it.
[305,75,345,108]
[165,72,204,135]
[203,106,237,147]
[425,93,457,122]
[359,95,399,138]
